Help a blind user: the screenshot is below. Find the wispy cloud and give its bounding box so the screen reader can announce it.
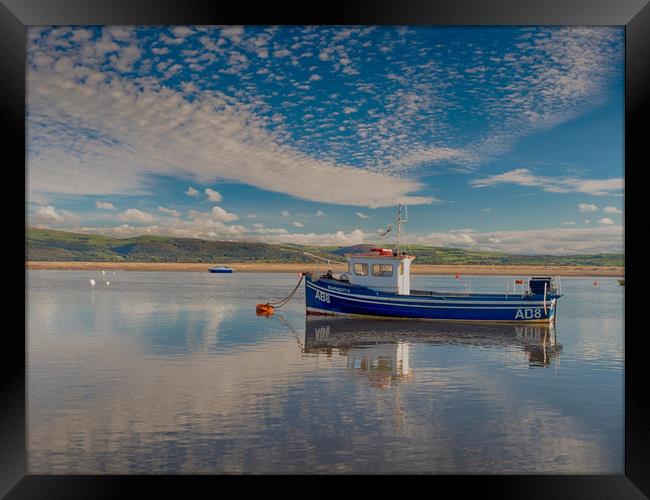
[471,169,623,196]
[158,206,180,217]
[410,226,623,254]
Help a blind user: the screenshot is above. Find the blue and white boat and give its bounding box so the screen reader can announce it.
[209,266,235,273]
[304,204,563,323]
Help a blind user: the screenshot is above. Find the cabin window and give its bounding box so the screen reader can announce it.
[371,264,393,277]
[353,263,368,276]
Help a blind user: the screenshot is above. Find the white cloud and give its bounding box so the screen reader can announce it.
[117,208,155,223]
[579,203,599,212]
[602,206,621,214]
[472,169,623,196]
[158,206,181,217]
[32,205,65,224]
[204,188,223,202]
[189,206,239,223]
[95,201,116,210]
[273,49,291,58]
[252,223,287,234]
[185,187,200,197]
[253,228,368,246]
[70,29,92,43]
[170,26,195,38]
[292,221,304,227]
[355,212,370,219]
[598,217,614,225]
[221,26,245,43]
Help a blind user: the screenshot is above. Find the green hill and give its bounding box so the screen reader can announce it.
[26,227,624,266]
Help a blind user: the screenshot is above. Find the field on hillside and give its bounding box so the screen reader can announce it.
[27,227,624,267]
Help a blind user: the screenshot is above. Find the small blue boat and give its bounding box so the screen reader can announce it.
[209,266,235,273]
[304,204,563,323]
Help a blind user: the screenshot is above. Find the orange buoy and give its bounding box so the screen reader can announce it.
[256,303,275,316]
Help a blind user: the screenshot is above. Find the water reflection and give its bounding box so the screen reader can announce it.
[304,318,562,378]
[27,272,621,473]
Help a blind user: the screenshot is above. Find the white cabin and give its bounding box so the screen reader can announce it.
[345,248,414,295]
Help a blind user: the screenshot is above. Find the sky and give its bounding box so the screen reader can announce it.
[26,26,624,254]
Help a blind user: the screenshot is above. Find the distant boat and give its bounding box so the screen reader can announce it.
[304,204,564,323]
[618,279,625,286]
[209,266,235,273]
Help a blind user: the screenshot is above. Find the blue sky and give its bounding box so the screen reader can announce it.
[26,26,624,254]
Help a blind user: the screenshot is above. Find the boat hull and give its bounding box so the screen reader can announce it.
[305,275,559,323]
[209,269,235,273]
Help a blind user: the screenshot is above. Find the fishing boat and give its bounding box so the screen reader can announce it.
[304,204,563,323]
[209,266,235,273]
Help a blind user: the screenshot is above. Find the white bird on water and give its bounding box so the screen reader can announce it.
[89,279,96,286]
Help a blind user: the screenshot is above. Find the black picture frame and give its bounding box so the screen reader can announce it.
[3,0,646,497]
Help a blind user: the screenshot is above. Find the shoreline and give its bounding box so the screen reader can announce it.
[26,261,625,277]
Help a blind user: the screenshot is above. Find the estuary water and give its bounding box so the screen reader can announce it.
[27,271,624,474]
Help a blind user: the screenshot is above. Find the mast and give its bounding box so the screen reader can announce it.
[395,203,407,255]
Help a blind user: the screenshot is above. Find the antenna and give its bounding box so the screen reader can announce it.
[395,202,408,255]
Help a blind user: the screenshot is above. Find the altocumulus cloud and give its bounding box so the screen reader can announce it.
[26,30,433,208]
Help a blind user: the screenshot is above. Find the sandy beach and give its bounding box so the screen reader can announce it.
[26,261,624,277]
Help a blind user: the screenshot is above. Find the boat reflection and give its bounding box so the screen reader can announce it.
[304,318,562,384]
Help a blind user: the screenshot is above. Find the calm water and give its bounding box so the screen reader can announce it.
[27,271,624,474]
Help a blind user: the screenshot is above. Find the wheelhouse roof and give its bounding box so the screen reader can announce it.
[344,253,415,259]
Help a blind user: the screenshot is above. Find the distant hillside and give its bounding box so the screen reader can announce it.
[26,227,624,266]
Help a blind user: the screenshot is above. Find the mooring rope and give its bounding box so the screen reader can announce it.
[268,273,305,307]
[256,273,305,315]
